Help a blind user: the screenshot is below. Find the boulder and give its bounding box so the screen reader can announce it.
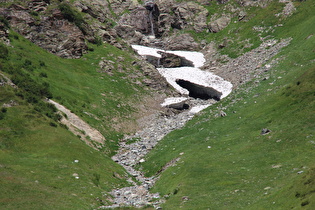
[164,34,200,51]
[114,24,144,44]
[176,79,223,100]
[261,128,271,135]
[209,15,231,33]
[145,52,194,68]
[159,52,193,68]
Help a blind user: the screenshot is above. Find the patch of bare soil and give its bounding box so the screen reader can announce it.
[48,99,105,150]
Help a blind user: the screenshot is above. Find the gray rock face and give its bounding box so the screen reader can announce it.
[118,2,160,37]
[0,3,88,59]
[164,33,200,51]
[114,24,143,44]
[173,2,209,32]
[209,15,231,33]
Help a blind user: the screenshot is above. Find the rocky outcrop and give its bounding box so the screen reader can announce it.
[118,1,160,37]
[172,2,209,32]
[164,33,200,51]
[0,2,89,58]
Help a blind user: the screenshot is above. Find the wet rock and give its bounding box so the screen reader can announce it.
[118,1,160,37]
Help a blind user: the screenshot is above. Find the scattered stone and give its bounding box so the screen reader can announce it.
[272,164,282,169]
[261,128,271,135]
[182,196,189,201]
[220,111,227,117]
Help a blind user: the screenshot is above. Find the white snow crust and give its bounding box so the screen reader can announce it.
[161,97,188,107]
[189,105,211,114]
[131,45,205,68]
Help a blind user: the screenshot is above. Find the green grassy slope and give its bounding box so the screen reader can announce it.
[141,1,315,209]
[0,84,129,209]
[0,16,148,210]
[2,31,148,152]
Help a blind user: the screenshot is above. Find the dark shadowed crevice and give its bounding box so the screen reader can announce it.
[176,79,222,100]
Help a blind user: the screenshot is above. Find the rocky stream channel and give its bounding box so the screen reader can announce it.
[98,34,292,208]
[99,44,233,209]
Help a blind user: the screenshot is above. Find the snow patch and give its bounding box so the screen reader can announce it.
[132,45,205,68]
[132,45,233,101]
[157,67,233,99]
[161,97,188,107]
[189,104,211,114]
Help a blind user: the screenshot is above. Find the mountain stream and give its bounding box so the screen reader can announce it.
[99,45,232,209]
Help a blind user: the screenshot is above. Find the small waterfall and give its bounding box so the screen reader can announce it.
[149,11,155,36]
[145,0,158,37]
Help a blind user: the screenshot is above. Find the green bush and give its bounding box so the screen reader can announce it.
[0,16,9,29]
[39,72,48,78]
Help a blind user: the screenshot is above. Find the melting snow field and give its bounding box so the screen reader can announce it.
[132,45,205,68]
[132,45,233,113]
[157,67,233,98]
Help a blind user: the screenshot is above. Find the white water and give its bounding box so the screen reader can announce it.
[149,11,155,36]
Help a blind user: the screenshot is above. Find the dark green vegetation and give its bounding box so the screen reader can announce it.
[141,1,315,209]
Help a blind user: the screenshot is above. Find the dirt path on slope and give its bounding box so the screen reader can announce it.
[48,99,105,149]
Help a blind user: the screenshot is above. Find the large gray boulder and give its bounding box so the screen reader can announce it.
[164,34,200,51]
[145,52,194,68]
[209,15,231,33]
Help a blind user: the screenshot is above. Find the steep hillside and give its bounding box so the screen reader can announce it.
[1,0,314,209]
[140,0,315,209]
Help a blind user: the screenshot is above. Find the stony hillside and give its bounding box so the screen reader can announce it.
[1,0,314,209]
